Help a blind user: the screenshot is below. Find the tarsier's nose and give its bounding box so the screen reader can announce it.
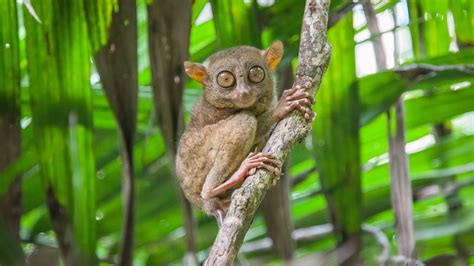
[235,84,251,102]
[236,89,250,99]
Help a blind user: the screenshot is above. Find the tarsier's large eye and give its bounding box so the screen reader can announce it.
[248,66,265,83]
[217,71,235,88]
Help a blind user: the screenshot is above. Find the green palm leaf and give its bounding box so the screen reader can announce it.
[23,0,97,264]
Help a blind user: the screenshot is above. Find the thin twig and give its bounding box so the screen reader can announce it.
[395,63,474,80]
[328,2,358,28]
[362,224,390,264]
[290,166,316,186]
[241,224,333,253]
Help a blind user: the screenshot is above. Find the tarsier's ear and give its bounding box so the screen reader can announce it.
[262,40,284,70]
[184,61,209,86]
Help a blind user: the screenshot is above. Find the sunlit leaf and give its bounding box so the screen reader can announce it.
[23,0,97,264]
[312,14,362,241]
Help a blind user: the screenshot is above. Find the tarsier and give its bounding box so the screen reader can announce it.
[176,41,314,225]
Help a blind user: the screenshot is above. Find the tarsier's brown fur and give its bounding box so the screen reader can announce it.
[176,41,314,221]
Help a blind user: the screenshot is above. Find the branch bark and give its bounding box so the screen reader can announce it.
[205,0,332,264]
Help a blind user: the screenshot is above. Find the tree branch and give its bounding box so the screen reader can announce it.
[395,63,474,80]
[241,224,333,254]
[205,0,332,264]
[290,166,316,186]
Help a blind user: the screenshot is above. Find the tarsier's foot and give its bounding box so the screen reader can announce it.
[245,152,282,176]
[273,82,315,123]
[246,152,282,186]
[209,152,282,198]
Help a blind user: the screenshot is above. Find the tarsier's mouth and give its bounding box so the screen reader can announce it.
[234,96,257,108]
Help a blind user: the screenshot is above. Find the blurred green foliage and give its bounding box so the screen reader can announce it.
[0,0,473,265]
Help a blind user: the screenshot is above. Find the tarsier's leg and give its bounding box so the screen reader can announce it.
[273,82,316,123]
[199,113,282,223]
[200,112,258,201]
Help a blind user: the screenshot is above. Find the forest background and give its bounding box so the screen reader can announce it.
[0,0,473,265]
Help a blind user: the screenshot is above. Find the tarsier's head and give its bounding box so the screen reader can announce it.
[184,41,284,109]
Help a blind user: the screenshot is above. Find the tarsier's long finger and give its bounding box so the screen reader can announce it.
[258,163,282,176]
[293,103,309,115]
[288,101,309,114]
[297,105,311,117]
[294,82,311,91]
[294,97,314,109]
[305,109,316,122]
[286,91,310,102]
[283,87,301,97]
[287,101,314,123]
[305,94,315,105]
[259,164,276,173]
[286,102,299,112]
[248,152,274,160]
[249,163,281,176]
[282,82,310,99]
[247,152,262,160]
[243,162,263,173]
[248,157,281,167]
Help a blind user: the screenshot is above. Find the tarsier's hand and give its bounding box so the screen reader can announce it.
[273,82,315,123]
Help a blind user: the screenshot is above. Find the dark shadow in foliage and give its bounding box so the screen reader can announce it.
[94,0,138,265]
[146,0,197,264]
[0,0,23,264]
